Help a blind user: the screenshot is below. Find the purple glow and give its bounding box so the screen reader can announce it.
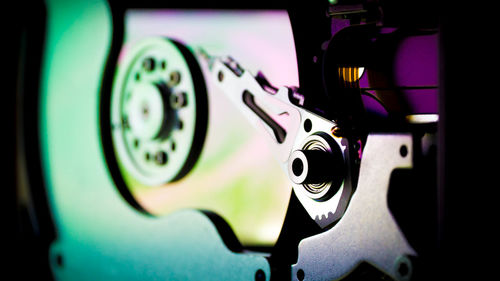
[359,32,438,115]
[394,33,438,113]
[125,9,299,87]
[394,33,438,87]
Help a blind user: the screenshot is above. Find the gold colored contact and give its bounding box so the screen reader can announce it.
[338,67,364,88]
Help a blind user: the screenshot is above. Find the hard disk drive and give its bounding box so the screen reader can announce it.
[10,0,459,280]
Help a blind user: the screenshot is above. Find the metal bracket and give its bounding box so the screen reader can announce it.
[292,134,416,281]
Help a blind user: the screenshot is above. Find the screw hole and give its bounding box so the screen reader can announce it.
[55,254,64,267]
[255,269,265,281]
[142,57,155,72]
[304,119,312,132]
[155,151,168,165]
[394,255,412,280]
[297,269,305,281]
[218,71,224,82]
[398,262,409,277]
[400,145,408,157]
[169,71,181,86]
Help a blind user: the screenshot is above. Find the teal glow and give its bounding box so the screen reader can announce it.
[40,0,271,280]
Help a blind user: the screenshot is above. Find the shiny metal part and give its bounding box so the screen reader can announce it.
[205,54,301,163]
[288,123,353,228]
[111,38,206,186]
[292,134,416,281]
[204,53,354,229]
[405,114,439,124]
[289,133,345,200]
[50,210,271,281]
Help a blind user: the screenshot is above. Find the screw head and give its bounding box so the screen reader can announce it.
[331,125,343,137]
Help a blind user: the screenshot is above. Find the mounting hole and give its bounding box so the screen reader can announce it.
[394,255,413,280]
[218,70,224,82]
[142,57,156,72]
[292,158,304,177]
[255,269,265,281]
[108,38,209,189]
[297,269,305,281]
[155,151,168,165]
[400,145,408,157]
[169,71,181,86]
[398,262,409,277]
[55,253,64,268]
[303,119,312,132]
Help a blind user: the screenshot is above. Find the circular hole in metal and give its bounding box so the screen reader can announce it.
[169,71,181,85]
[170,92,187,109]
[292,158,304,177]
[304,119,312,132]
[398,262,410,277]
[297,269,305,281]
[331,125,342,137]
[155,151,168,165]
[400,145,408,157]
[218,71,224,82]
[55,254,64,268]
[121,116,129,129]
[254,269,265,281]
[142,57,155,72]
[109,38,209,194]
